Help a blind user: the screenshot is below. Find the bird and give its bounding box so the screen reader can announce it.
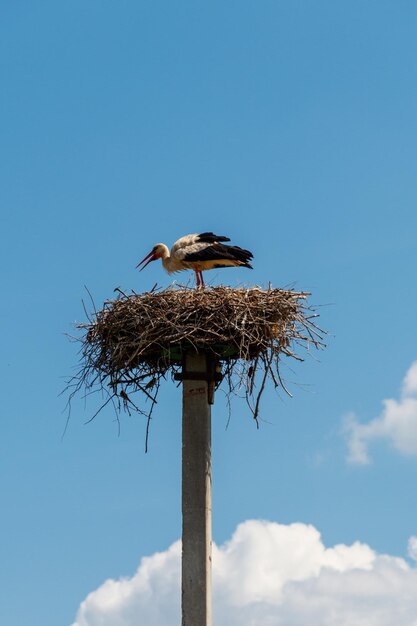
[136,232,253,288]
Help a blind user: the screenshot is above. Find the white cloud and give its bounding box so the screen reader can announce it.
[403,362,417,396]
[72,541,181,626]
[408,536,417,562]
[344,361,417,464]
[72,519,417,626]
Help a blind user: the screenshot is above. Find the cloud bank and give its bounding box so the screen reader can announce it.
[72,519,417,626]
[344,361,417,464]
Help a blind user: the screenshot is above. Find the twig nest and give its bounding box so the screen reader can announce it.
[87,286,318,365]
[70,285,325,434]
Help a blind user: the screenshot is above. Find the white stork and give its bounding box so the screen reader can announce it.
[136,232,253,287]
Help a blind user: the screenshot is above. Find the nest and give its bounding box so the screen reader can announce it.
[67,285,325,447]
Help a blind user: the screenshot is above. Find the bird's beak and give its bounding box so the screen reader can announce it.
[136,250,156,271]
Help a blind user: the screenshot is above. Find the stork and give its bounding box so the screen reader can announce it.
[136,232,253,288]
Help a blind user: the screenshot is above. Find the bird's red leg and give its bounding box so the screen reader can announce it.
[194,269,200,288]
[200,271,205,288]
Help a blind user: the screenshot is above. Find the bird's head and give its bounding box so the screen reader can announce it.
[136,244,166,271]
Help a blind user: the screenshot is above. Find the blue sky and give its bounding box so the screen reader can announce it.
[1,2,417,625]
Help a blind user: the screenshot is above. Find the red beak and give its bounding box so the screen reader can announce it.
[136,250,156,271]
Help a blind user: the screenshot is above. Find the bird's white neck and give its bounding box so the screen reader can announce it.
[157,244,173,272]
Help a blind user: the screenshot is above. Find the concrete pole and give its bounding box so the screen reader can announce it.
[181,351,212,626]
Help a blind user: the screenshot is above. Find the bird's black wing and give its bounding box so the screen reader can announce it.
[185,243,253,267]
[197,232,231,244]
